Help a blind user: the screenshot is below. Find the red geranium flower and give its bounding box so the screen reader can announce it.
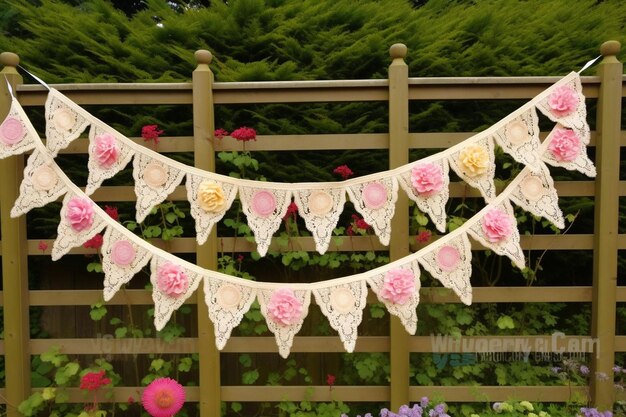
[141,124,164,145]
[231,126,256,142]
[83,234,104,250]
[326,374,336,386]
[333,165,353,180]
[80,370,111,392]
[284,202,298,219]
[38,240,49,253]
[104,205,119,221]
[214,128,229,139]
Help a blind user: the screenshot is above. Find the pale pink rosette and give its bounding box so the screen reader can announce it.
[66,197,95,232]
[267,288,303,326]
[31,165,58,191]
[362,182,388,209]
[251,190,276,217]
[157,262,189,297]
[380,268,415,305]
[110,240,136,266]
[548,128,581,162]
[93,133,120,168]
[410,162,444,196]
[481,208,513,243]
[436,245,461,271]
[548,85,579,118]
[0,117,24,145]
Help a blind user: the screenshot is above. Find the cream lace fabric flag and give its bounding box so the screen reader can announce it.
[493,108,542,171]
[448,136,497,202]
[45,89,90,156]
[86,124,136,195]
[0,95,36,159]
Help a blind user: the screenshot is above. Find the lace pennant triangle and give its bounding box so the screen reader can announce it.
[366,260,421,334]
[448,136,497,202]
[203,277,257,350]
[346,176,399,246]
[45,89,91,156]
[85,124,136,195]
[509,164,565,229]
[312,280,368,352]
[186,173,238,245]
[541,124,596,178]
[493,107,542,171]
[418,233,473,305]
[239,185,292,256]
[133,153,186,223]
[293,187,346,254]
[535,72,590,145]
[102,227,153,301]
[467,200,525,270]
[11,150,67,217]
[150,257,203,331]
[0,97,36,159]
[258,287,312,358]
[397,159,449,233]
[51,192,107,261]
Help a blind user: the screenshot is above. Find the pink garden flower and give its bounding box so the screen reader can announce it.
[214,128,229,139]
[142,377,185,417]
[333,165,353,180]
[80,370,111,392]
[157,262,189,297]
[380,268,415,305]
[93,133,119,168]
[548,85,579,118]
[481,208,513,243]
[267,288,303,326]
[66,197,95,232]
[548,128,581,162]
[231,126,257,142]
[411,162,444,196]
[38,240,48,253]
[142,124,164,145]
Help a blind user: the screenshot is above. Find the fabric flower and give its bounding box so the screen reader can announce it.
[142,124,164,145]
[481,208,513,243]
[458,144,490,177]
[267,288,303,326]
[214,128,229,139]
[548,128,581,162]
[231,126,256,142]
[362,182,388,209]
[111,240,136,267]
[308,190,333,216]
[548,85,579,118]
[380,268,415,305]
[66,197,95,232]
[105,205,119,221]
[197,181,226,212]
[411,162,444,196]
[93,133,119,168]
[157,262,189,297]
[80,370,111,391]
[142,377,185,417]
[32,165,58,191]
[83,234,103,250]
[333,164,353,180]
[0,117,24,145]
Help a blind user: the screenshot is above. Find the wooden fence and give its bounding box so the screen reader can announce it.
[0,41,624,417]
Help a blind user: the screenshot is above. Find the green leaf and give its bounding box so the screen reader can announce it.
[178,357,193,372]
[231,402,243,413]
[238,354,252,368]
[115,327,128,338]
[165,212,177,224]
[151,358,165,371]
[242,369,259,385]
[89,303,107,321]
[415,212,429,226]
[496,315,515,329]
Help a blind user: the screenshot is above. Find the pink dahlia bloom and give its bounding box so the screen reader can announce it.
[548,86,579,118]
[157,262,189,297]
[267,288,302,326]
[142,377,185,417]
[548,128,581,162]
[93,133,119,168]
[411,162,444,196]
[380,268,415,305]
[66,197,95,232]
[481,208,513,243]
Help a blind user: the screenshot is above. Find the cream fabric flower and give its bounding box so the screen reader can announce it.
[458,144,489,177]
[197,180,226,212]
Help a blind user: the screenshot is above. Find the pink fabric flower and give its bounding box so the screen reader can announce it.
[157,262,189,297]
[380,268,415,305]
[437,245,461,271]
[93,133,120,168]
[267,288,303,326]
[333,165,353,180]
[66,197,95,232]
[231,126,256,142]
[111,240,136,266]
[362,182,388,209]
[548,85,579,118]
[251,190,276,217]
[549,128,581,162]
[481,208,513,243]
[142,377,185,417]
[0,117,24,145]
[83,234,103,249]
[142,124,164,145]
[411,162,444,196]
[214,128,229,139]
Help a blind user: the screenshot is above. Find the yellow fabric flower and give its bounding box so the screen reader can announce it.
[197,181,226,212]
[458,144,490,177]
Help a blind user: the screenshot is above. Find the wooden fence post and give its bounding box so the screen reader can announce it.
[0,52,30,417]
[590,40,622,409]
[388,43,410,410]
[192,49,221,416]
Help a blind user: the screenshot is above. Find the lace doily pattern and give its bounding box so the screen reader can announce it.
[448,136,497,202]
[467,200,525,270]
[313,280,368,352]
[257,288,312,358]
[493,108,542,171]
[509,164,565,229]
[51,192,107,261]
[45,89,90,156]
[366,261,421,334]
[85,124,136,195]
[418,233,473,305]
[397,160,450,233]
[239,186,292,256]
[204,278,257,350]
[0,100,36,159]
[293,187,347,254]
[133,153,186,223]
[186,173,238,245]
[541,125,597,178]
[346,176,399,246]
[150,256,203,331]
[11,150,67,217]
[102,227,153,301]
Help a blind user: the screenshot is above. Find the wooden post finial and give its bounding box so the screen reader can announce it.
[389,43,407,60]
[0,52,20,68]
[600,40,621,57]
[194,50,213,65]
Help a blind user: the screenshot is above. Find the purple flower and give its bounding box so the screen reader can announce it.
[551,366,562,373]
[420,397,429,408]
[493,402,503,412]
[580,365,590,375]
[613,365,622,373]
